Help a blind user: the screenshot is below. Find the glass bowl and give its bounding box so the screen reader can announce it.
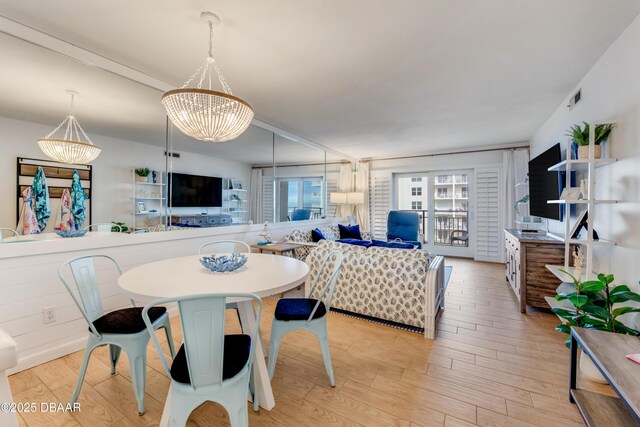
[199,253,248,273]
[54,229,88,238]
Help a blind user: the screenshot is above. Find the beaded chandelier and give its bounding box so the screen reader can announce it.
[162,12,254,142]
[37,91,101,164]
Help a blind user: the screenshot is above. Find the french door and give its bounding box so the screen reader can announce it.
[394,170,474,257]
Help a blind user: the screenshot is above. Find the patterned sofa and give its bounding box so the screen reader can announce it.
[284,224,372,261]
[303,240,445,339]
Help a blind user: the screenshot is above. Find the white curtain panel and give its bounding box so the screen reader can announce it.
[249,168,263,224]
[503,148,530,229]
[355,160,370,231]
[338,163,353,217]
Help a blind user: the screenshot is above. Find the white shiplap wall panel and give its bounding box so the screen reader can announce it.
[0,218,341,373]
[474,167,502,262]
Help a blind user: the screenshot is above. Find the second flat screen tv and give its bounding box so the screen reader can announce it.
[170,173,222,207]
[528,143,564,220]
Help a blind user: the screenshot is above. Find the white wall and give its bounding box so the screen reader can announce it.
[0,115,252,230]
[529,14,640,286]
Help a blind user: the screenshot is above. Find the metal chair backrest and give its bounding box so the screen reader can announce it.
[84,223,122,232]
[0,228,18,241]
[307,250,344,321]
[198,240,250,255]
[142,293,262,390]
[58,255,130,337]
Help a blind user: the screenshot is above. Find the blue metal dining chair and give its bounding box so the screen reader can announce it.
[386,210,422,248]
[290,209,312,221]
[142,293,262,427]
[267,250,344,387]
[58,255,175,415]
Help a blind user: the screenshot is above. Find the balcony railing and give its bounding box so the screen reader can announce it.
[397,210,469,247]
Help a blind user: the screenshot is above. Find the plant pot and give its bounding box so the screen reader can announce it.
[580,351,608,384]
[136,175,148,183]
[578,145,602,160]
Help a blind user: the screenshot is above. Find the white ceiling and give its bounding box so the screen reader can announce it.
[0,0,639,160]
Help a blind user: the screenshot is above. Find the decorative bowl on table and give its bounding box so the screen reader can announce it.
[199,253,248,273]
[54,229,88,238]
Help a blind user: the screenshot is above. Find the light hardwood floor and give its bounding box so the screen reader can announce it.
[9,257,610,426]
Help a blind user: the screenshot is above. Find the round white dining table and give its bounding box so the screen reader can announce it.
[117,253,309,411]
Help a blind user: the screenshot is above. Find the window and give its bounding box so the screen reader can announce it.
[437,188,448,198]
[275,177,324,221]
[411,177,422,182]
[411,187,422,196]
[411,201,422,210]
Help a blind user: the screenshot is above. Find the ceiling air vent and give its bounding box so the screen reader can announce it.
[567,89,581,110]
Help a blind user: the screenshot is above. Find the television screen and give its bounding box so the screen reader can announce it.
[528,143,564,220]
[169,173,222,207]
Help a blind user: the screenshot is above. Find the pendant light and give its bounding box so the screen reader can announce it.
[37,90,101,164]
[162,12,254,142]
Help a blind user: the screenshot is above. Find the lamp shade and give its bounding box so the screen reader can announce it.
[347,192,365,204]
[330,192,347,204]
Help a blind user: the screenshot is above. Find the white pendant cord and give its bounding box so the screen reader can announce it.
[180,21,233,95]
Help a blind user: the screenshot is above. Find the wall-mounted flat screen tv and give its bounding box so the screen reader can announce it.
[528,143,564,221]
[169,172,222,207]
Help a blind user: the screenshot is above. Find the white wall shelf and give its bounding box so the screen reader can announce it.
[132,170,166,230]
[547,158,617,172]
[547,199,619,204]
[545,121,617,281]
[222,178,249,224]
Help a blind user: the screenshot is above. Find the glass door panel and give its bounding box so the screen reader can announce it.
[395,174,428,244]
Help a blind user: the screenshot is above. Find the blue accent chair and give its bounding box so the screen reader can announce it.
[386,210,422,249]
[268,250,344,387]
[290,209,312,221]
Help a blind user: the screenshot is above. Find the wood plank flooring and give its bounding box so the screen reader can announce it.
[9,258,610,426]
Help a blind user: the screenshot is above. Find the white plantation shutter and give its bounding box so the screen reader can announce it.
[261,178,275,223]
[474,167,502,262]
[369,171,392,240]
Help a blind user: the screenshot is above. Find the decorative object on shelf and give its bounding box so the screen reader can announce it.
[199,253,248,273]
[162,11,253,142]
[231,193,242,208]
[32,166,50,232]
[559,187,582,201]
[54,188,75,231]
[151,170,158,183]
[70,170,86,230]
[136,201,148,214]
[566,122,613,159]
[135,168,150,182]
[570,211,599,240]
[513,195,529,213]
[258,222,272,244]
[572,246,584,278]
[37,90,101,164]
[551,271,640,382]
[570,140,578,160]
[230,179,243,190]
[579,179,588,200]
[54,229,88,238]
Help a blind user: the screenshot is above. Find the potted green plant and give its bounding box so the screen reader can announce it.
[135,167,151,182]
[552,270,640,382]
[111,221,129,233]
[566,122,613,160]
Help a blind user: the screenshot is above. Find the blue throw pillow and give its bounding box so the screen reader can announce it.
[371,239,416,249]
[336,238,372,247]
[311,228,326,242]
[338,224,362,240]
